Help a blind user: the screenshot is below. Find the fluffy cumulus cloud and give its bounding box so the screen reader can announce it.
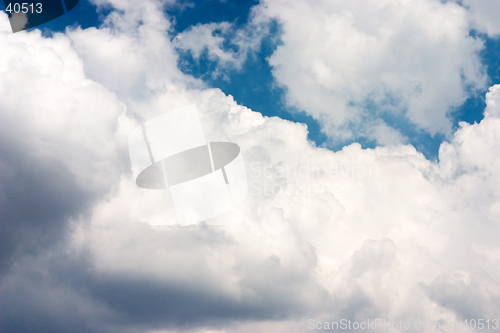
[178,0,489,145]
[173,18,271,73]
[257,0,490,144]
[461,0,500,36]
[1,1,500,333]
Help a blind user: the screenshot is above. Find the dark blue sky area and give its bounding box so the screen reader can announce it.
[2,0,500,160]
[168,0,259,32]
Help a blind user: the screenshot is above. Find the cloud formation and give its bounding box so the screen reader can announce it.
[1,1,500,333]
[259,0,490,144]
[462,0,500,36]
[177,0,491,146]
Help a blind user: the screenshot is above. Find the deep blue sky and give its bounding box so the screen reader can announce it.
[2,0,500,160]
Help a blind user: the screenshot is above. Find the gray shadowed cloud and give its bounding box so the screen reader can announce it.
[0,226,329,332]
[0,138,90,274]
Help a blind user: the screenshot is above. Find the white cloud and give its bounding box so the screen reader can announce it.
[173,22,242,67]
[1,2,500,333]
[68,0,201,122]
[461,0,500,36]
[68,79,500,331]
[172,8,272,73]
[239,0,487,145]
[0,12,131,194]
[167,0,492,146]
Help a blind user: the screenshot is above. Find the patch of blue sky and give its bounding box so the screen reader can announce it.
[167,0,259,33]
[450,31,500,127]
[380,112,446,161]
[342,95,444,160]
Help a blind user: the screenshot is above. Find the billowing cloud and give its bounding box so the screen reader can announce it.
[1,1,500,333]
[0,12,134,274]
[257,0,489,144]
[177,0,489,146]
[173,18,271,73]
[461,0,500,36]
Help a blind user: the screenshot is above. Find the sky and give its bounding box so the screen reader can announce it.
[1,0,500,332]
